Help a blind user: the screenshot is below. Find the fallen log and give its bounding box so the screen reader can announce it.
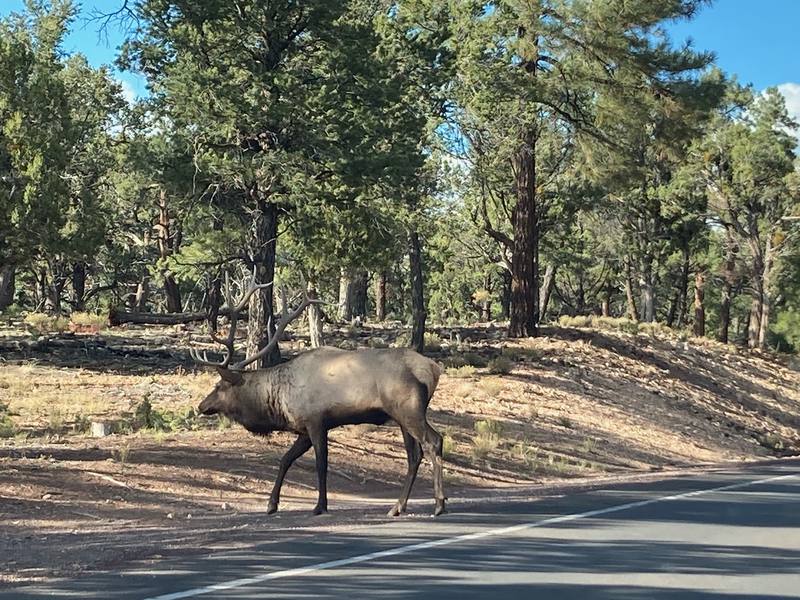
[108,307,238,326]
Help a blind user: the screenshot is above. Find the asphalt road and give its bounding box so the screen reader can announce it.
[4,459,799,600]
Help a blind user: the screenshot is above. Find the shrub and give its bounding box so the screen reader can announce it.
[0,402,16,438]
[462,352,488,368]
[69,312,108,331]
[47,407,65,433]
[444,355,468,369]
[442,434,456,459]
[487,356,514,374]
[512,441,539,468]
[558,315,592,328]
[367,336,389,349]
[24,313,70,334]
[73,413,92,434]
[474,419,504,437]
[471,418,505,460]
[477,379,504,397]
[471,432,500,460]
[446,365,477,379]
[424,332,443,352]
[558,415,574,429]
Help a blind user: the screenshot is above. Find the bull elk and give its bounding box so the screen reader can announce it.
[190,276,446,516]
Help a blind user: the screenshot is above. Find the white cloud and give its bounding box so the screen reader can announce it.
[119,79,137,105]
[776,82,800,143]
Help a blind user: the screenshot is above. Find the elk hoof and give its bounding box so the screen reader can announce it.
[434,499,446,516]
[312,505,328,516]
[387,504,403,517]
[266,502,278,515]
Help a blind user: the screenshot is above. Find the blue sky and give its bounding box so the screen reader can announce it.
[1,0,799,121]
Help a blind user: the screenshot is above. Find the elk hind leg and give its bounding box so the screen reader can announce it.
[396,384,446,516]
[388,427,423,517]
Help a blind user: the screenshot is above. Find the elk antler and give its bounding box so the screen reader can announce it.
[189,270,273,368]
[230,281,324,370]
[190,271,324,371]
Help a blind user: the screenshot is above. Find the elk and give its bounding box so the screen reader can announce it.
[191,276,446,517]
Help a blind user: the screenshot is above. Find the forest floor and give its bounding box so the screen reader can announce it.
[1,318,799,586]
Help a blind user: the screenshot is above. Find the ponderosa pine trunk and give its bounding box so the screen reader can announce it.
[538,264,555,324]
[408,229,426,353]
[350,271,368,319]
[134,276,150,312]
[718,228,737,344]
[307,280,324,348]
[693,269,706,337]
[245,198,279,368]
[499,269,511,320]
[0,265,16,311]
[72,262,86,312]
[624,259,638,322]
[157,190,182,313]
[375,271,387,322]
[337,268,352,322]
[748,248,764,349]
[757,235,775,349]
[639,254,656,323]
[601,280,613,317]
[508,127,538,338]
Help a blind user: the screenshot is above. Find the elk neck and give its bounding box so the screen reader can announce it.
[230,365,293,436]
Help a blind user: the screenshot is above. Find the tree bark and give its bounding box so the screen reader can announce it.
[350,271,368,319]
[718,228,737,344]
[499,269,511,320]
[624,259,638,322]
[0,265,16,311]
[408,229,426,353]
[337,268,353,322]
[71,262,86,312]
[206,274,222,333]
[675,244,690,328]
[538,264,556,323]
[307,280,324,348]
[757,234,774,349]
[245,198,280,368]
[748,250,764,349]
[693,269,706,337]
[508,127,538,338]
[601,279,613,317]
[639,254,656,323]
[134,276,150,312]
[375,271,387,322]
[156,190,182,313]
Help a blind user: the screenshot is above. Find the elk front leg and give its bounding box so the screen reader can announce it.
[267,433,312,514]
[308,424,329,515]
[388,428,422,517]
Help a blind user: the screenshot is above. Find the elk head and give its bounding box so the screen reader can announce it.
[190,272,323,414]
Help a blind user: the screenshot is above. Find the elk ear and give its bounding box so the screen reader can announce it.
[217,367,243,386]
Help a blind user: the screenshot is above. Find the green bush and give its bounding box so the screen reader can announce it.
[70,312,108,330]
[424,332,443,352]
[0,402,16,438]
[24,313,69,334]
[474,419,504,437]
[446,365,477,379]
[487,356,514,374]
[471,432,499,459]
[462,352,488,367]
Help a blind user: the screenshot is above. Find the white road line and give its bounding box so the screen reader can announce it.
[143,472,798,600]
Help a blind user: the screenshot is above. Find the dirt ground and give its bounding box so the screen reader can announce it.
[1,320,799,586]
